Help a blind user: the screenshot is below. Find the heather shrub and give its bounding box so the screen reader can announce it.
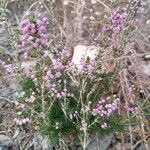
[1,0,149,149]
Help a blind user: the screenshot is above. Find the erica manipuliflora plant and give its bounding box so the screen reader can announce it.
[2,0,148,149]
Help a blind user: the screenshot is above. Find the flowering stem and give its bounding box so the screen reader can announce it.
[83,130,87,150]
[41,62,46,121]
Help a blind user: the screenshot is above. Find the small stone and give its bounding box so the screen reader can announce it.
[146,20,150,24]
[91,0,97,4]
[63,0,69,5]
[34,133,51,150]
[115,143,133,150]
[144,54,150,60]
[86,134,114,150]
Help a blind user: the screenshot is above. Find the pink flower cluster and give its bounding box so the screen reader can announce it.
[137,1,146,14]
[14,117,31,126]
[80,120,88,131]
[44,70,54,81]
[102,11,127,34]
[126,85,136,101]
[130,0,146,14]
[110,11,128,34]
[101,122,108,129]
[124,102,136,114]
[25,93,36,103]
[14,102,31,126]
[17,16,49,51]
[44,59,64,84]
[102,11,128,48]
[24,68,36,79]
[52,59,64,70]
[45,74,72,99]
[43,60,74,99]
[80,58,97,76]
[92,96,119,117]
[4,64,14,75]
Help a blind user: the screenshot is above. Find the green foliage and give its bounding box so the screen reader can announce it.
[89,114,124,136]
[19,77,37,95]
[18,69,123,147]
